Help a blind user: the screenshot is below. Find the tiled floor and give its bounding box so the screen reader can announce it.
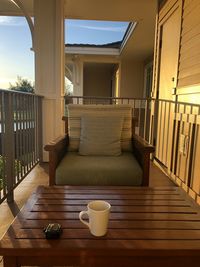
[0,163,49,240]
[0,161,175,266]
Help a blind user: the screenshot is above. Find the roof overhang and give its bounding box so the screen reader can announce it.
[65,22,137,56]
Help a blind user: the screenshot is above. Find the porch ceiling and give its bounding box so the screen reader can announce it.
[0,0,157,61]
[65,0,157,60]
[0,0,33,15]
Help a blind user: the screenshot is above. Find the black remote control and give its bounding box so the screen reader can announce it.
[44,223,62,239]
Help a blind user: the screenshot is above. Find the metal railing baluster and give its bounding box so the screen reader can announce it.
[4,92,15,202]
[0,89,43,204]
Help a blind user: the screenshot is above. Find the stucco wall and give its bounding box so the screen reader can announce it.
[120,59,144,98]
[83,63,113,97]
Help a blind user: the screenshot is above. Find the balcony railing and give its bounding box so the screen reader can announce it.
[1,92,198,203]
[0,89,42,203]
[65,95,200,202]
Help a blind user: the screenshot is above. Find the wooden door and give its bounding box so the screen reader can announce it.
[155,1,182,170]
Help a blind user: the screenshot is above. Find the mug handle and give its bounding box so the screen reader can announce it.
[79,210,90,228]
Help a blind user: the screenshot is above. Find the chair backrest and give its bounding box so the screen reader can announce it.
[65,104,133,152]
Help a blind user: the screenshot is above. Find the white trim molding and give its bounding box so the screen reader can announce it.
[65,46,119,56]
[120,22,137,54]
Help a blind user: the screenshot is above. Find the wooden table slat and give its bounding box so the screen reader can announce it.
[30,204,196,213]
[12,228,200,240]
[36,194,185,200]
[36,198,190,206]
[26,211,200,221]
[14,219,200,230]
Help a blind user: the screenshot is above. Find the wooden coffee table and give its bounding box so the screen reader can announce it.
[1,185,200,267]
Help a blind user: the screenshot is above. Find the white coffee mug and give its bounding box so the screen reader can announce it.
[79,200,111,237]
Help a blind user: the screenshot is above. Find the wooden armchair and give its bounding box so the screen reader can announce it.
[45,104,154,186]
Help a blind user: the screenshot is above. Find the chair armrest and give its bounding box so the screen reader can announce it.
[62,116,68,135]
[132,135,155,186]
[44,135,68,186]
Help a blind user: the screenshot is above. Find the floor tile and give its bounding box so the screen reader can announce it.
[0,163,48,239]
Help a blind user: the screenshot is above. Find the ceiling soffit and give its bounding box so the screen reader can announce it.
[0,0,157,60]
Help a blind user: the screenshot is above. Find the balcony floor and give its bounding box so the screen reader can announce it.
[0,162,175,266]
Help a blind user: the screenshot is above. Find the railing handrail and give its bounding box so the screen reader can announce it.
[64,95,154,101]
[64,95,200,108]
[0,88,43,98]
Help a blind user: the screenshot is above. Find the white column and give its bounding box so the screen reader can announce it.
[71,56,83,96]
[34,0,65,161]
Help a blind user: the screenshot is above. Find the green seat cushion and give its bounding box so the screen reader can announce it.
[56,152,143,186]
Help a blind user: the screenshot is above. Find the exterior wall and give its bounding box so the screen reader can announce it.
[153,0,200,202]
[83,63,113,97]
[120,59,144,98]
[65,54,119,97]
[65,54,145,98]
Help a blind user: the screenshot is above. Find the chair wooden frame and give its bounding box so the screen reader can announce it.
[45,117,155,186]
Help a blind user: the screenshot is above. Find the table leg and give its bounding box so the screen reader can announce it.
[3,256,19,267]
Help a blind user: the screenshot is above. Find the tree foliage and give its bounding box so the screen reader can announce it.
[9,76,34,93]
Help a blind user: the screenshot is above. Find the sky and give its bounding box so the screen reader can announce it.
[0,16,34,89]
[66,19,129,45]
[0,17,129,89]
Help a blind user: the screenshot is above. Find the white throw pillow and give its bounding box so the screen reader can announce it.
[67,104,132,152]
[79,115,124,156]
